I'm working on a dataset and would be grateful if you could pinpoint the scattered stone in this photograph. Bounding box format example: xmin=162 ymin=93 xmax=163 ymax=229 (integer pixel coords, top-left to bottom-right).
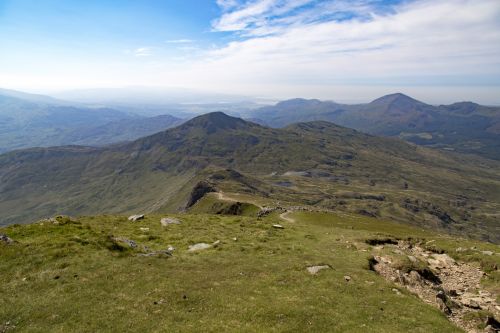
xmin=0 ymin=233 xmax=14 ymax=245
xmin=213 ymin=240 xmax=221 ymax=247
xmin=160 ymin=217 xmax=181 ymax=227
xmin=307 ymin=265 xmax=330 ymax=275
xmin=461 ymin=295 xmax=481 ymax=309
xmin=128 ymin=214 xmax=144 ymax=222
xmin=232 ymin=237 xmax=237 ymax=241
xmin=485 ymin=316 xmax=500 ymax=332
xmin=427 ymin=253 xmax=455 ymax=269
xmin=138 ymin=249 xmax=173 ymax=257
xmin=392 ymin=288 xmax=402 ymax=296
xmin=167 ymin=245 xmax=175 ymax=252
xmin=407 ymin=255 xmax=417 ymax=263
xmin=272 ymin=224 xmax=284 ymax=229
xmin=370 ymin=240 xmax=500 ymax=333
xmin=44 ymin=215 xmax=76 ymax=225
xmin=140 ymin=227 xmax=150 ymax=232
xmin=436 ymin=291 xmax=451 ymax=315
xmin=344 ymin=275 xmax=351 ymax=282
xmin=481 ymin=251 xmax=494 ymax=256
xmin=109 ymin=236 xmax=137 ymax=249
xmin=188 ymin=243 xmax=212 ymax=252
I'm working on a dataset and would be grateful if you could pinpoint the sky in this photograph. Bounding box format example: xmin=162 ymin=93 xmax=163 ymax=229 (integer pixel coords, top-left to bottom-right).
xmin=0 ymin=0 xmax=500 ymax=103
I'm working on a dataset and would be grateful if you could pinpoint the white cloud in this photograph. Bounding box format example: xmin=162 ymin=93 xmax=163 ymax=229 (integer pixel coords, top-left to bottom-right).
xmin=216 ymin=0 xmax=239 ymax=10
xmin=212 ymin=0 xmax=317 ymax=32
xmin=133 ymin=47 xmax=152 ymax=57
xmin=181 ymin=0 xmax=500 ymax=101
xmin=4 ymin=0 xmax=500 ymax=104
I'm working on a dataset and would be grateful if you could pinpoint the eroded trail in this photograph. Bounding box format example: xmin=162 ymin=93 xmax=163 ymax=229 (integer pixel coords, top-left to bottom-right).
xmin=215 ymin=192 xmax=296 ymax=223
xmin=370 ymin=240 xmax=499 ymax=333
xmin=215 ymin=192 xmax=264 ymax=209
xmin=279 ymin=211 xmax=296 ymax=223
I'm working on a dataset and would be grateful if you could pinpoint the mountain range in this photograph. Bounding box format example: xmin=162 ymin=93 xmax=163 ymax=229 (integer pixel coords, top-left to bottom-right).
xmin=0 ymin=89 xmax=183 ymax=153
xmin=250 ymin=93 xmax=500 ymax=160
xmin=1 ymin=112 xmax=499 ymax=242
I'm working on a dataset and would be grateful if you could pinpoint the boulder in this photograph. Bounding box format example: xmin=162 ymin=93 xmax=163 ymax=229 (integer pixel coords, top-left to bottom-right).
xmin=188 ymin=243 xmax=212 ymax=252
xmin=128 ymin=214 xmax=144 ymax=222
xmin=272 ymin=224 xmax=284 ymax=229
xmin=160 ymin=217 xmax=181 ymax=227
xmin=0 ymin=233 xmax=14 ymax=244
xmin=109 ymin=236 xmax=137 ymax=249
xmin=307 ymin=265 xmax=330 ymax=275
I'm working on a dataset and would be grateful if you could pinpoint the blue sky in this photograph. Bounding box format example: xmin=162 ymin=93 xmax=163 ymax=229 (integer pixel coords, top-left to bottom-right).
xmin=1 ymin=0 xmax=499 ymax=103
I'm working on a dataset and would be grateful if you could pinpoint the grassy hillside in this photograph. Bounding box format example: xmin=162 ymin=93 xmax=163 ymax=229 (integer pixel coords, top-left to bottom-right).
xmin=2 ymin=209 xmax=498 ymax=332
xmin=1 ymin=112 xmax=499 ymax=243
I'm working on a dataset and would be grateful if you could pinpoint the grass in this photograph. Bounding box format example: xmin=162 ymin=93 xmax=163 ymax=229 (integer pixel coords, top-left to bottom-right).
xmin=3 ymin=209 xmax=496 ymax=332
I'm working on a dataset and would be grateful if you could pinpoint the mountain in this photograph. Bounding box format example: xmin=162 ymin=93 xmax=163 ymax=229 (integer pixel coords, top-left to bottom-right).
xmin=250 ymin=93 xmax=500 ymax=160
xmin=1 ymin=112 xmax=499 ymax=242
xmin=0 ymin=89 xmax=183 ymax=152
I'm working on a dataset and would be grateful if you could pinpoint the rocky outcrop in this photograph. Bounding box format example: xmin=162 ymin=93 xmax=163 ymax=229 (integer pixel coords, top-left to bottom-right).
xmin=369 ymin=240 xmax=499 ymax=333
xmin=186 ymin=181 xmax=217 ymax=208
xmin=128 ymin=214 xmax=144 ymax=222
xmin=188 ymin=240 xmax=220 ymax=252
xmin=307 ymin=265 xmax=330 ymax=275
xmin=402 ymin=198 xmax=455 ymax=224
xmin=0 ymin=233 xmax=14 ymax=245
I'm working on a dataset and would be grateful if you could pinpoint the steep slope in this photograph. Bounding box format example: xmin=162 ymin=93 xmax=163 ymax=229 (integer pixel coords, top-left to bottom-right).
xmin=251 ymin=94 xmax=500 ymax=159
xmin=0 ymin=112 xmax=499 ymax=241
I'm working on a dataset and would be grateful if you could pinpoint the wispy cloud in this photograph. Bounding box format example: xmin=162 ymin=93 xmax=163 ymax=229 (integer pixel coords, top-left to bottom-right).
xmin=132 ymin=47 xmax=152 ymax=57
xmin=211 ymin=0 xmax=384 ymax=34
xmin=178 ymin=0 xmax=498 ymax=100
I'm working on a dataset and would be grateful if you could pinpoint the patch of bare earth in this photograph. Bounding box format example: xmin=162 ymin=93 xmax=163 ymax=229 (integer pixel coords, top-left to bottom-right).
xmin=369 ymin=240 xmax=499 ymax=333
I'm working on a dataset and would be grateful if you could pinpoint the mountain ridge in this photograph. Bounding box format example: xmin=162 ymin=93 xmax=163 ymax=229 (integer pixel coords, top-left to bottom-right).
xmin=251 ymin=94 xmax=500 ymax=159
xmin=1 ymin=112 xmax=499 ymax=243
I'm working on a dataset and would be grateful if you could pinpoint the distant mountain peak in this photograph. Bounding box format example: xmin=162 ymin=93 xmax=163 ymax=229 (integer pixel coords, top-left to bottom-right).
xmin=370 ymin=93 xmax=425 ymax=106
xmin=180 ymin=112 xmax=252 ymax=132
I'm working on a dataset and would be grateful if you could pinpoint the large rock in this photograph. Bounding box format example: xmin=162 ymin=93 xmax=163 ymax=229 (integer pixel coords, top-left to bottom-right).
xmin=128 ymin=214 xmax=144 ymax=222
xmin=160 ymin=217 xmax=181 ymax=227
xmin=0 ymin=233 xmax=14 ymax=244
xmin=306 ymin=265 xmax=330 ymax=275
xmin=188 ymin=240 xmax=220 ymax=252
xmin=188 ymin=243 xmax=212 ymax=252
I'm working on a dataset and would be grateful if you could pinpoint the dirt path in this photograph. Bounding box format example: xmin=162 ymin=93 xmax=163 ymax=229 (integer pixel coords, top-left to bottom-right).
xmin=371 ymin=241 xmax=499 ymax=333
xmin=215 ymin=192 xmax=264 ymax=209
xmin=279 ymin=211 xmax=296 ymax=223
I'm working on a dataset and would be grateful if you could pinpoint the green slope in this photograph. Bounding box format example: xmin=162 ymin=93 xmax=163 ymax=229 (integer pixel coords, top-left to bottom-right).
xmin=0 ymin=112 xmax=499 ymax=242
xmin=3 ymin=210 xmax=498 ymax=332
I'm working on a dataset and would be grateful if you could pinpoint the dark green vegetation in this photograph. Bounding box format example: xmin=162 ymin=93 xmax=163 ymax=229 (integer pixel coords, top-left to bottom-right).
xmin=0 ymin=89 xmax=182 ymax=153
xmin=251 ymin=93 xmax=500 ymax=160
xmin=1 ymin=112 xmax=499 ymax=243
xmin=2 ymin=210 xmax=498 ymax=332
